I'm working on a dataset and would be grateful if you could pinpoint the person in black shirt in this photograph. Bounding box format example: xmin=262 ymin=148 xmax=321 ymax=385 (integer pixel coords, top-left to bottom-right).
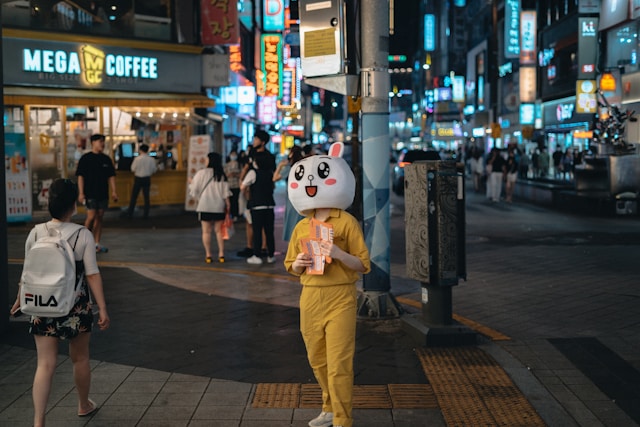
xmin=240 ymin=151 xmax=276 ymax=265
xmin=75 ymin=134 xmax=118 ymax=253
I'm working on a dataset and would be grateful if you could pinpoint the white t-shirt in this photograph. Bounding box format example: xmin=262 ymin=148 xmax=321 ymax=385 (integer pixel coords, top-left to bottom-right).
xmin=189 ymin=168 xmax=231 ymax=213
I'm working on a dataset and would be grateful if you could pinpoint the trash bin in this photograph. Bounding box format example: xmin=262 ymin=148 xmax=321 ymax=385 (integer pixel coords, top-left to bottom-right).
xmin=615 ymin=192 xmax=638 ymax=215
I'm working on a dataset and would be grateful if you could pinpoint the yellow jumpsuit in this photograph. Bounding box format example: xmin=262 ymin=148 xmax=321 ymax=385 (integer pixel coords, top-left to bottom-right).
xmin=284 ymin=209 xmax=370 ymax=427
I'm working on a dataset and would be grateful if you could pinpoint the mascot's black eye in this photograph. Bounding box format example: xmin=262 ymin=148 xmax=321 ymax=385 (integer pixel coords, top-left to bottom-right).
xmin=318 ymin=162 xmax=330 ymax=178
xmin=294 ymin=164 xmax=305 ymax=180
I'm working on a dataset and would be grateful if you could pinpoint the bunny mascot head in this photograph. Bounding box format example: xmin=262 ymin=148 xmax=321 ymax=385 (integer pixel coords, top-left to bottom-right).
xmin=287 ymin=142 xmax=355 ymax=216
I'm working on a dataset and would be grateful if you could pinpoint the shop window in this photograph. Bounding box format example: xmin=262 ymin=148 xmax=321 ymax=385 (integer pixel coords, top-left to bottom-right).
xmin=606 ymin=22 xmax=639 ymax=74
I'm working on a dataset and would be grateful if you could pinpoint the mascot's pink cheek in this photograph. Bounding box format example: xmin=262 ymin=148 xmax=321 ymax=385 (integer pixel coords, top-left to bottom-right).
xmin=325 ymin=179 xmax=337 ymax=185
xmin=290 ymin=182 xmax=299 ymax=189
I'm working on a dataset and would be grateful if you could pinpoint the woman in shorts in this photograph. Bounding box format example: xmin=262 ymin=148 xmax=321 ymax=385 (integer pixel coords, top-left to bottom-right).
xmin=189 ymin=152 xmax=231 ymax=263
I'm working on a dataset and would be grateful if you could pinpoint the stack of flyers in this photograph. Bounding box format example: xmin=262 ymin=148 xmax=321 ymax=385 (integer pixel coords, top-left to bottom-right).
xmin=300 ymin=238 xmax=325 ymax=275
xmin=299 ymin=218 xmax=334 ymax=275
xmin=310 ymin=218 xmax=333 ymax=263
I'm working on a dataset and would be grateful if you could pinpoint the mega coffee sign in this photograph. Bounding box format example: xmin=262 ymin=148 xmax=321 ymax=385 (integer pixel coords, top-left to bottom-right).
xmin=4 ymin=38 xmax=202 ymax=93
xmin=23 ymin=45 xmax=159 ymax=85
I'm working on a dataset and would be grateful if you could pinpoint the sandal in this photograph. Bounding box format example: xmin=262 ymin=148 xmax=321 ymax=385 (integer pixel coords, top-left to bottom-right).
xmin=218 ymin=256 xmax=225 ymax=263
xmin=205 ymin=257 xmax=213 ymax=264
xmin=78 ymin=398 xmax=98 ymax=417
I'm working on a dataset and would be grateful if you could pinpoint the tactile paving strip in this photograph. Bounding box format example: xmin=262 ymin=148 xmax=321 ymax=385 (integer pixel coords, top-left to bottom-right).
xmin=417 ymin=347 xmax=547 ymax=426
xmin=253 ymin=383 xmax=437 ymax=409
xmin=252 ymin=382 xmax=300 ymax=408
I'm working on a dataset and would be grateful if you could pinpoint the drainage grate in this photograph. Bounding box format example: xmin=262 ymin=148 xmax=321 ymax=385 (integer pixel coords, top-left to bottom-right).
xmin=417 ymin=347 xmax=546 ymax=426
xmin=253 ymin=383 xmax=437 ymax=409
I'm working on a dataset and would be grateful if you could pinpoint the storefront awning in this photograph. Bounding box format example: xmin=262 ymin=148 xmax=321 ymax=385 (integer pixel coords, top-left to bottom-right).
xmin=4 ymin=86 xmax=215 ymax=108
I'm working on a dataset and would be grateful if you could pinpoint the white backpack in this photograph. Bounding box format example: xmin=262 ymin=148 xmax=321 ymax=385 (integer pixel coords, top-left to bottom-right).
xmin=19 ymin=223 xmax=84 ymax=318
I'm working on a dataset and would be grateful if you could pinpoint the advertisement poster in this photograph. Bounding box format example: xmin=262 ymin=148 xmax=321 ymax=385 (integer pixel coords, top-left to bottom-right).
xmin=5 ymin=132 xmax=32 ymax=222
xmin=185 ymin=134 xmax=212 ymax=211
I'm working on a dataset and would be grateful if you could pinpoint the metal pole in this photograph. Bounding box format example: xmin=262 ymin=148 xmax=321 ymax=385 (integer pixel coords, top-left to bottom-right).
xmin=356 ymin=0 xmax=402 ymax=318
xmin=0 ymin=8 xmax=9 ymax=334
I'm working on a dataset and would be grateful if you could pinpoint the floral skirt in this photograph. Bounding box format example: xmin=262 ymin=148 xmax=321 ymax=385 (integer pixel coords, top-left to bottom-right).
xmin=29 ymin=280 xmax=93 ymax=340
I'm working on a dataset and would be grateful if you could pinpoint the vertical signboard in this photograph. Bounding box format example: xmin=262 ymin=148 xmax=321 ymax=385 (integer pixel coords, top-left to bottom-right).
xmin=520 ymin=66 xmax=537 ymax=103
xmin=277 ymin=67 xmax=296 ymax=108
xmin=201 ymin=0 xmax=240 ymax=45
xmin=424 ymin=14 xmax=436 ymax=52
xmin=185 ymin=135 xmax=213 ymax=211
xmin=258 ymin=96 xmax=279 ymax=124
xmin=263 ymin=0 xmax=285 ymax=31
xmin=578 ymin=17 xmax=598 ymax=79
xmin=576 ymin=80 xmax=597 ymax=113
xmin=520 ymin=11 xmax=536 ymax=65
xmin=476 ymin=52 xmax=485 ymax=108
xmin=452 ymin=75 xmax=465 ymax=102
xmin=229 ymin=45 xmax=245 ymax=73
xmin=504 ymin=0 xmax=520 ymax=58
xmin=261 ymin=34 xmax=283 ymax=97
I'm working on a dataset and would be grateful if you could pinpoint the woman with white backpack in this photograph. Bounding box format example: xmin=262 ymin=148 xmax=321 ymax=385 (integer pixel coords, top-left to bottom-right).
xmin=10 ymin=178 xmax=110 ymax=426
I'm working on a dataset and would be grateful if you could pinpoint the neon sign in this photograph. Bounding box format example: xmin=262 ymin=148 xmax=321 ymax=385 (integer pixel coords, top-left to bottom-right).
xmin=261 ymin=34 xmax=283 ymax=97
xmin=22 ymin=46 xmax=158 ymax=86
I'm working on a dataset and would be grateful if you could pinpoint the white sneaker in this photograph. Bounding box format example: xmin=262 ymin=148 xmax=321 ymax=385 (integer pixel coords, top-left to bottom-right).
xmin=308 ymin=411 xmax=333 ymax=427
xmin=266 ymin=256 xmax=276 ymax=263
xmin=247 ymin=255 xmax=263 ymax=265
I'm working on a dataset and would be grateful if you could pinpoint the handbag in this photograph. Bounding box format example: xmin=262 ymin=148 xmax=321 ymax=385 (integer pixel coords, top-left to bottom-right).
xmin=222 ymin=213 xmax=235 ymax=240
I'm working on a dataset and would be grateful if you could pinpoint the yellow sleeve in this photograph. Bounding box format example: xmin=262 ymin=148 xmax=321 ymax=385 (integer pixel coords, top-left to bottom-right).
xmin=283 ymin=217 xmax=310 ymax=276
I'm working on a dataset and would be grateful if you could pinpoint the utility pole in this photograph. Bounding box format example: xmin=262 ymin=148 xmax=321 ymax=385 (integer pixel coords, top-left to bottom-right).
xmin=356 ymin=0 xmax=402 ymax=318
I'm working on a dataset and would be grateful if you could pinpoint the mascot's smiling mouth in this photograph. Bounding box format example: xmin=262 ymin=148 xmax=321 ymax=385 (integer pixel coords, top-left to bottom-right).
xmin=305 ymin=186 xmax=317 ymax=197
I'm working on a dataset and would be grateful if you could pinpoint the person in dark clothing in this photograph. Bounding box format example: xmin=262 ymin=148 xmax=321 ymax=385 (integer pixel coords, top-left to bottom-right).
xmin=505 ymin=149 xmax=519 ymax=203
xmin=485 ymin=148 xmax=506 ymax=202
xmin=237 ymin=131 xmax=275 ymax=257
xmin=240 ymin=151 xmax=276 ymax=265
xmin=552 ymin=147 xmax=564 ymax=179
xmin=75 ymin=134 xmax=118 ymax=253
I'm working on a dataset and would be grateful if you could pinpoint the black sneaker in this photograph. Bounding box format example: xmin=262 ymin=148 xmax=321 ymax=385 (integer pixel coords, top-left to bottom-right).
xmin=236 ymin=247 xmax=253 ymax=257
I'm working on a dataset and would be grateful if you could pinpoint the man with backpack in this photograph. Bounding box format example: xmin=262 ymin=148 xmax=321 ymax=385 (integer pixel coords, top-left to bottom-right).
xmin=11 ymin=178 xmax=110 ymax=426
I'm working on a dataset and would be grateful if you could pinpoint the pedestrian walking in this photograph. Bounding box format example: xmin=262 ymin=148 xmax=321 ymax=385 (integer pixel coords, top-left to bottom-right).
xmin=485 ymin=148 xmax=506 ymax=202
xmin=10 ymin=178 xmax=110 ymax=427
xmin=505 ymin=149 xmax=519 ymax=203
xmin=127 ymin=143 xmax=157 ymax=219
xmin=237 ymin=131 xmax=275 ymax=258
xmin=284 ymin=142 xmax=370 ymax=427
xmin=189 ymin=152 xmax=231 ymax=263
xmin=468 ymin=147 xmax=484 ymax=192
xmin=75 ymin=134 xmax=118 ymax=253
xmin=241 ymin=151 xmax=276 ymax=264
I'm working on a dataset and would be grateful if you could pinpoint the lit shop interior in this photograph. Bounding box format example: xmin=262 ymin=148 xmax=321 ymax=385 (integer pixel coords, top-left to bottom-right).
xmin=4 ymin=100 xmax=209 ymax=215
